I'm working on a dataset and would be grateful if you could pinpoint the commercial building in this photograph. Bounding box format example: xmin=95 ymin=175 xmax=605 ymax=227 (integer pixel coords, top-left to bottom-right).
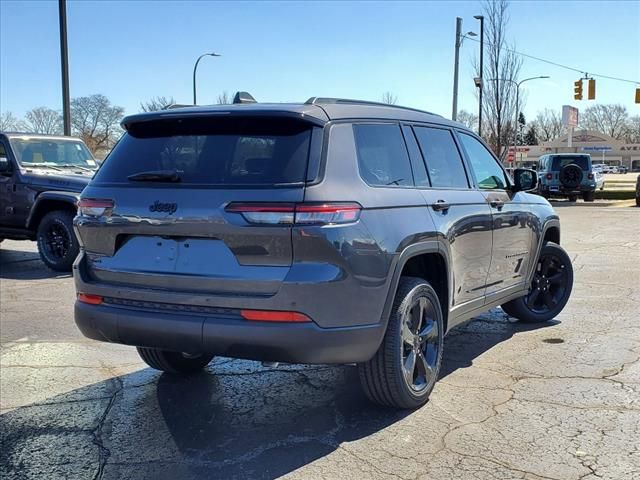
xmin=512 ymin=130 xmax=640 ymax=171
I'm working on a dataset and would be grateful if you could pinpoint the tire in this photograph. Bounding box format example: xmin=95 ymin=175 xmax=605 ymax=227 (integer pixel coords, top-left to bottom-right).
xmin=36 ymin=210 xmax=80 ymax=272
xmin=559 ymin=164 xmax=583 ymax=189
xmin=583 ymin=191 xmax=595 ymax=202
xmin=137 ymin=347 xmax=214 ymax=374
xmin=501 ymin=242 xmax=573 ymax=323
xmin=567 ymin=195 xmax=578 ymax=202
xmin=358 ymin=277 xmax=444 ymax=409
xmin=600 ymin=182 xmax=605 ymax=191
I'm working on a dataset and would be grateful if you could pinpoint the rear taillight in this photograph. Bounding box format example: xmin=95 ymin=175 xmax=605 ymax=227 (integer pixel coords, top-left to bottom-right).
xmin=587 ymin=173 xmax=594 ymax=179
xmin=78 ymin=293 xmax=103 ymax=305
xmin=546 ymin=173 xmax=553 ymax=180
xmin=77 ymin=198 xmax=114 ymax=217
xmin=240 ymin=309 xmax=310 ymax=323
xmin=226 ymin=202 xmax=361 ymax=226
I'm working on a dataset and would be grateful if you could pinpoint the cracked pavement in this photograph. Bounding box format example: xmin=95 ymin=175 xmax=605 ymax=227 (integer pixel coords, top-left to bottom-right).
xmin=1 ymin=205 xmax=639 ymax=480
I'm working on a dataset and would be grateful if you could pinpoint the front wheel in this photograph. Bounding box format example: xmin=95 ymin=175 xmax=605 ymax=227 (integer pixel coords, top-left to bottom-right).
xmin=359 ymin=277 xmax=444 ymax=409
xmin=137 ymin=347 xmax=214 ymax=374
xmin=501 ymin=242 xmax=573 ymax=323
xmin=583 ymin=191 xmax=595 ymax=202
xmin=36 ymin=210 xmax=80 ymax=272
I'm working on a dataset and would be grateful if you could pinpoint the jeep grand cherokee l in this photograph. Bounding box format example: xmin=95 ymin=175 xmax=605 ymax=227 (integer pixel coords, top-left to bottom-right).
xmin=73 ymin=97 xmax=574 ymax=409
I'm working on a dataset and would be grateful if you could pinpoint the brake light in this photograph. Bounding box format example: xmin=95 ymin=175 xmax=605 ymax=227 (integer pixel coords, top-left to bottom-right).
xmin=546 ymin=173 xmax=553 ymax=180
xmin=240 ymin=309 xmax=310 ymax=322
xmin=77 ymin=198 xmax=114 ymax=217
xmin=226 ymin=202 xmax=361 ymax=226
xmin=78 ymin=293 xmax=103 ymax=305
xmin=587 ymin=173 xmax=594 ymax=179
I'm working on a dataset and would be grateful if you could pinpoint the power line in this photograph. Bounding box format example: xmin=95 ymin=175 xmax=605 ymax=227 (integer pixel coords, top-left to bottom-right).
xmin=465 ymin=36 xmax=640 ymax=85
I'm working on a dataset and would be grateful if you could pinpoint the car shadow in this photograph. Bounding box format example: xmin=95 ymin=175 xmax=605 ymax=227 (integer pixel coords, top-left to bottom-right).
xmin=1 ymin=312 xmax=557 ymax=479
xmin=0 ymin=247 xmax=70 ymax=280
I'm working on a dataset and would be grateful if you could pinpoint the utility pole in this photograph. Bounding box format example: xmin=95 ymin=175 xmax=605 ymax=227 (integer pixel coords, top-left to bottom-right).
xmin=58 ymin=0 xmax=71 ymax=135
xmin=474 ymin=15 xmax=484 ymax=137
xmin=452 ymin=17 xmax=462 ymax=121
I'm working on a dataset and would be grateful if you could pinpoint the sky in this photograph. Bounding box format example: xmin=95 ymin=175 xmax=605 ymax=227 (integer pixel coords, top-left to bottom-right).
xmin=1 ymin=0 xmax=639 ymax=123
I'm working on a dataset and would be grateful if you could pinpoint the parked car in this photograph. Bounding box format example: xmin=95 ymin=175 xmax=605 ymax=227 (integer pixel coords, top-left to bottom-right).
xmin=73 ymin=96 xmax=574 ymax=409
xmin=594 ymin=169 xmax=605 ymax=191
xmin=636 ymin=174 xmax=640 ymax=207
xmin=0 ymin=133 xmax=98 ymax=270
xmin=536 ymin=153 xmax=597 ymax=201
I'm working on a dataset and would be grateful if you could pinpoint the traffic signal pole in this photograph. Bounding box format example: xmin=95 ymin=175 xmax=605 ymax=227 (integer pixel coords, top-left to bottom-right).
xmin=451 ymin=17 xmax=462 ymax=121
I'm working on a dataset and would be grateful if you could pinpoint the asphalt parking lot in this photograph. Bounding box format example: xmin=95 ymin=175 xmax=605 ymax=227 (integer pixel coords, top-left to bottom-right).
xmin=1 ymin=204 xmax=639 ymax=480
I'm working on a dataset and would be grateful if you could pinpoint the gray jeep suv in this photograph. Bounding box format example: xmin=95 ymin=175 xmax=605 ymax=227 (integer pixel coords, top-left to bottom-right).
xmin=73 ymin=97 xmax=574 ymax=409
xmin=537 ymin=153 xmax=597 ymax=202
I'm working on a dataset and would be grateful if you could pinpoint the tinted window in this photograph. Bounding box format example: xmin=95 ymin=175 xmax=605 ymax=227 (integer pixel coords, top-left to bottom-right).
xmin=413 ymin=127 xmax=469 ymax=188
xmin=458 ymin=133 xmax=508 ymax=189
xmin=93 ymin=117 xmax=311 ymax=186
xmin=551 ymin=156 xmax=589 ymax=170
xmin=354 ymin=124 xmax=413 ymax=187
xmin=402 ymin=125 xmax=429 ymax=187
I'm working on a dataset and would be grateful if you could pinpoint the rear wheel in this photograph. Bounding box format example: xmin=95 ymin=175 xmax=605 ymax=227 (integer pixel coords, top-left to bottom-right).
xmin=137 ymin=347 xmax=214 ymax=374
xmin=359 ymin=277 xmax=444 ymax=409
xmin=567 ymin=194 xmax=578 ymax=202
xmin=36 ymin=210 xmax=79 ymax=271
xmin=501 ymin=242 xmax=573 ymax=323
xmin=583 ymin=191 xmax=595 ymax=202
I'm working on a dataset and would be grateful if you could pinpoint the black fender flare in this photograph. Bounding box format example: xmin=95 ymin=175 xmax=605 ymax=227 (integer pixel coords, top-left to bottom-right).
xmin=26 ymin=191 xmax=80 ymax=230
xmin=526 ymin=218 xmax=561 ymax=284
xmin=379 ymin=239 xmax=450 ymax=329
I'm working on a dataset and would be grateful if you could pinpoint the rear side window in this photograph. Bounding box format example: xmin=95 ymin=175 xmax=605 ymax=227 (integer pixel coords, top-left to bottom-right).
xmin=353 ymin=124 xmax=413 ymax=187
xmin=413 ymin=127 xmax=469 ymax=189
xmin=93 ymin=117 xmax=312 ymax=186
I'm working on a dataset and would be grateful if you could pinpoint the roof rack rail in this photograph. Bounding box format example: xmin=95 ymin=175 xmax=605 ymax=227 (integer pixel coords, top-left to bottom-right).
xmin=304 ymin=97 xmax=440 ymax=117
xmin=163 ymin=104 xmax=192 ymax=110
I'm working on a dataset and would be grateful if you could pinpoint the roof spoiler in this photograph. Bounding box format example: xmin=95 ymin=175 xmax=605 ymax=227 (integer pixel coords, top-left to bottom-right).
xmin=233 ymin=91 xmax=257 ymax=104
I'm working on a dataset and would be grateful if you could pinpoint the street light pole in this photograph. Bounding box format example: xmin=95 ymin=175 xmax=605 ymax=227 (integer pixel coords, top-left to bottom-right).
xmin=192 ymin=52 xmax=221 ymax=105
xmin=58 ymin=0 xmax=71 ymax=136
xmin=474 ymin=15 xmax=484 ymax=137
xmin=514 ymin=76 xmax=550 ymax=147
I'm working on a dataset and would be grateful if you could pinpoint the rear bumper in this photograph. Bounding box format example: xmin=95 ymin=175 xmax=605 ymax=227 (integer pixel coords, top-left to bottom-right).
xmin=540 ymin=184 xmax=596 ymax=195
xmin=74 ymin=300 xmax=386 ymax=364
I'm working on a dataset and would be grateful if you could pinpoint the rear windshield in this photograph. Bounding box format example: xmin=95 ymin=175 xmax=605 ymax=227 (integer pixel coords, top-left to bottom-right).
xmin=551 ymin=156 xmax=590 ymax=171
xmin=93 ymin=117 xmax=312 ymax=186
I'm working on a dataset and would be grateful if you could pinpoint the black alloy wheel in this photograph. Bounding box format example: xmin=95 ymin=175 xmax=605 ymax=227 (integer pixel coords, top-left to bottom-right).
xmin=401 ymin=296 xmax=440 ymax=393
xmin=501 ymin=242 xmax=573 ymax=323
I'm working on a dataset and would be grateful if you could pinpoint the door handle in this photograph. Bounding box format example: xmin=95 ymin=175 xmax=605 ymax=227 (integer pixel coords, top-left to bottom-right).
xmin=490 ymin=200 xmax=504 ymax=210
xmin=432 ymin=199 xmax=450 ymax=212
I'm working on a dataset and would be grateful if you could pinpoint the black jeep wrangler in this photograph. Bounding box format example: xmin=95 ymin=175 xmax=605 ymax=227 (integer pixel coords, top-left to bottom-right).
xmin=0 ymin=133 xmax=98 ymax=271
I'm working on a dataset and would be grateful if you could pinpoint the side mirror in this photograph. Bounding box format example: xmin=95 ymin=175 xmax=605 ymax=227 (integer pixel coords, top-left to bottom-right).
xmin=513 ymin=168 xmax=537 ymax=192
xmin=0 ymin=156 xmax=11 ymax=174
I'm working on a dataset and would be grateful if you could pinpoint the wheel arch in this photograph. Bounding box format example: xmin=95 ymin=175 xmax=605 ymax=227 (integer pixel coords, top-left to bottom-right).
xmin=381 ymin=240 xmax=451 ymax=333
xmin=26 ymin=191 xmax=80 ymax=231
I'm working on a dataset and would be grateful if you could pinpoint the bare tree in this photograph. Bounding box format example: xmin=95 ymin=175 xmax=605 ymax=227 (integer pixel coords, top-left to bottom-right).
xmin=457 ymin=110 xmax=479 ymax=131
xmin=24 ymin=107 xmax=63 ymax=135
xmin=623 ymin=115 xmax=640 ymax=144
xmin=216 ymin=91 xmax=232 ymax=104
xmin=71 ymin=94 xmax=124 ymax=154
xmin=580 ymin=104 xmax=629 ymax=139
xmin=140 ymin=96 xmax=176 ymax=112
xmin=0 ymin=111 xmax=26 ymax=131
xmin=477 ymin=0 xmax=522 ymax=156
xmin=532 ymin=108 xmax=564 ymax=142
xmin=381 ymin=91 xmax=398 ymax=105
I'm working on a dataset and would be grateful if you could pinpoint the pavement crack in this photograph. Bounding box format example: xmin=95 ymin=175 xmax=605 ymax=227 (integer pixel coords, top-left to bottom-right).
xmin=91 ymin=376 xmax=123 ymax=480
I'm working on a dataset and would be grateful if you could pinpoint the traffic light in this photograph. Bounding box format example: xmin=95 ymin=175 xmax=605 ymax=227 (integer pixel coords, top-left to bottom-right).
xmin=588 ymin=79 xmax=596 ymax=100
xmin=636 ymin=88 xmax=640 ymax=104
xmin=574 ymin=79 xmax=583 ymax=100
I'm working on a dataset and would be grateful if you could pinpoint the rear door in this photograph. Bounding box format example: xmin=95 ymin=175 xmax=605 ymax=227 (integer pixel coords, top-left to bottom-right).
xmin=76 ymin=115 xmax=319 ymax=296
xmin=456 ymin=131 xmax=536 ymax=296
xmin=407 ymin=125 xmax=493 ymax=313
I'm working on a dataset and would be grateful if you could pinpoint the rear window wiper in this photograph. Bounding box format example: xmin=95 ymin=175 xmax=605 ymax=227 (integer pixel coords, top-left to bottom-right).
xmin=127 ymin=170 xmax=182 ymax=182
